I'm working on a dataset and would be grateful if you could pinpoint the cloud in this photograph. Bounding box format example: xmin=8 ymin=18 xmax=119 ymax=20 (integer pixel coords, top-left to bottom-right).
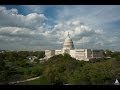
xmin=0 ymin=6 xmax=47 ymax=29
xmin=56 ymin=5 xmax=120 ymax=28
xmin=0 ymin=5 xmax=120 ymax=51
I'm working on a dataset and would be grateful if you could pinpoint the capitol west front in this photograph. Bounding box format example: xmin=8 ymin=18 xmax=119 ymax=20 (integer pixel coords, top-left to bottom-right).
xmin=45 ymin=33 xmax=104 ymax=61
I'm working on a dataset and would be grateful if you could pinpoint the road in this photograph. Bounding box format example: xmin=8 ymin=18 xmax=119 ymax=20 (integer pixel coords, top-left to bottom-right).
xmin=8 ymin=76 xmax=40 ymax=85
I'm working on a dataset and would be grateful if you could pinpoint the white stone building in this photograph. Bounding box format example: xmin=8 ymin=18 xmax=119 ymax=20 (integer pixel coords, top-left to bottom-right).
xmin=45 ymin=32 xmax=104 ymax=61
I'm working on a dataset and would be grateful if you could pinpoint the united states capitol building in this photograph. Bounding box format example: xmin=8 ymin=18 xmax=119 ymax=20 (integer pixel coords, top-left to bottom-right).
xmin=45 ymin=33 xmax=104 ymax=61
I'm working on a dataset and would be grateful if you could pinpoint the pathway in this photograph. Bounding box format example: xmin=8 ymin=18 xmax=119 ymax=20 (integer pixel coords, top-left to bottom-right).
xmin=8 ymin=76 xmax=40 ymax=85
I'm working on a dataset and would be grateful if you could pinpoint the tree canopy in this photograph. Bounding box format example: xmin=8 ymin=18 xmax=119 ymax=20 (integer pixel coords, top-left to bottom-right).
xmin=0 ymin=51 xmax=120 ymax=85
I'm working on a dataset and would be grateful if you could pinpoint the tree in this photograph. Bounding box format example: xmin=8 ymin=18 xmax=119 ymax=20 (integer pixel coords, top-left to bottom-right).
xmin=0 ymin=60 xmax=5 ymax=71
xmin=31 ymin=67 xmax=42 ymax=77
xmin=105 ymin=49 xmax=112 ymax=57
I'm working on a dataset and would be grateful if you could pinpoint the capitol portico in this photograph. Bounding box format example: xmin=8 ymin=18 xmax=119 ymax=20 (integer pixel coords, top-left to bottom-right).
xmin=45 ymin=32 xmax=104 ymax=61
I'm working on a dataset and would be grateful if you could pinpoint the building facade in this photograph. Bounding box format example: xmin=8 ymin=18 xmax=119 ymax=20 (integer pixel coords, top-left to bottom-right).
xmin=45 ymin=32 xmax=104 ymax=61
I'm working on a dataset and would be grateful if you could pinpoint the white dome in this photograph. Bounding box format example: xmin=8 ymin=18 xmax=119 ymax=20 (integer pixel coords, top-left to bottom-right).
xmin=63 ymin=32 xmax=74 ymax=49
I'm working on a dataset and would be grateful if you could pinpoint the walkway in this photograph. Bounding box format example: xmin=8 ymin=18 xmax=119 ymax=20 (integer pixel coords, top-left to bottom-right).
xmin=8 ymin=76 xmax=40 ymax=85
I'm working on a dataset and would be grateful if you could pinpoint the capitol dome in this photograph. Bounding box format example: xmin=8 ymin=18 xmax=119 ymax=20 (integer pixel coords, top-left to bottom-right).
xmin=63 ymin=32 xmax=74 ymax=50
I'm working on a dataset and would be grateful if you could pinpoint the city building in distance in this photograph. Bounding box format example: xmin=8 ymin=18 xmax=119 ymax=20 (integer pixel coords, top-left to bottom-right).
xmin=45 ymin=32 xmax=104 ymax=61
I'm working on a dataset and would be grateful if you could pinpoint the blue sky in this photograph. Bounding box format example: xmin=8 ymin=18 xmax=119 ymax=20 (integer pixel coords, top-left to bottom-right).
xmin=0 ymin=5 xmax=120 ymax=51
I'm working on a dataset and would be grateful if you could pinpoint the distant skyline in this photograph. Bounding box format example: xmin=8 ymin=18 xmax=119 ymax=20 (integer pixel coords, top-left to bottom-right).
xmin=0 ymin=5 xmax=120 ymax=51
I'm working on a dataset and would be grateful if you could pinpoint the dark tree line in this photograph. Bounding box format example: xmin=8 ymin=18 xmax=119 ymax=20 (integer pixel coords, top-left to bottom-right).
xmin=1 ymin=50 xmax=120 ymax=85
xmin=19 ymin=52 xmax=120 ymax=85
xmin=0 ymin=51 xmax=45 ymax=84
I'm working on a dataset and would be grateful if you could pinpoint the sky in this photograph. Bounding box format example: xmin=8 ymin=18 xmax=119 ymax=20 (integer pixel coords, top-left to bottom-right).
xmin=0 ymin=5 xmax=120 ymax=51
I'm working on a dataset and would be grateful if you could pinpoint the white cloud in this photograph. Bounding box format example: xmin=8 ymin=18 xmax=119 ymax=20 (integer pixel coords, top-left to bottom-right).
xmin=0 ymin=6 xmax=47 ymax=29
xmin=46 ymin=19 xmax=105 ymax=48
xmin=0 ymin=5 xmax=120 ymax=51
xmin=56 ymin=5 xmax=120 ymax=28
